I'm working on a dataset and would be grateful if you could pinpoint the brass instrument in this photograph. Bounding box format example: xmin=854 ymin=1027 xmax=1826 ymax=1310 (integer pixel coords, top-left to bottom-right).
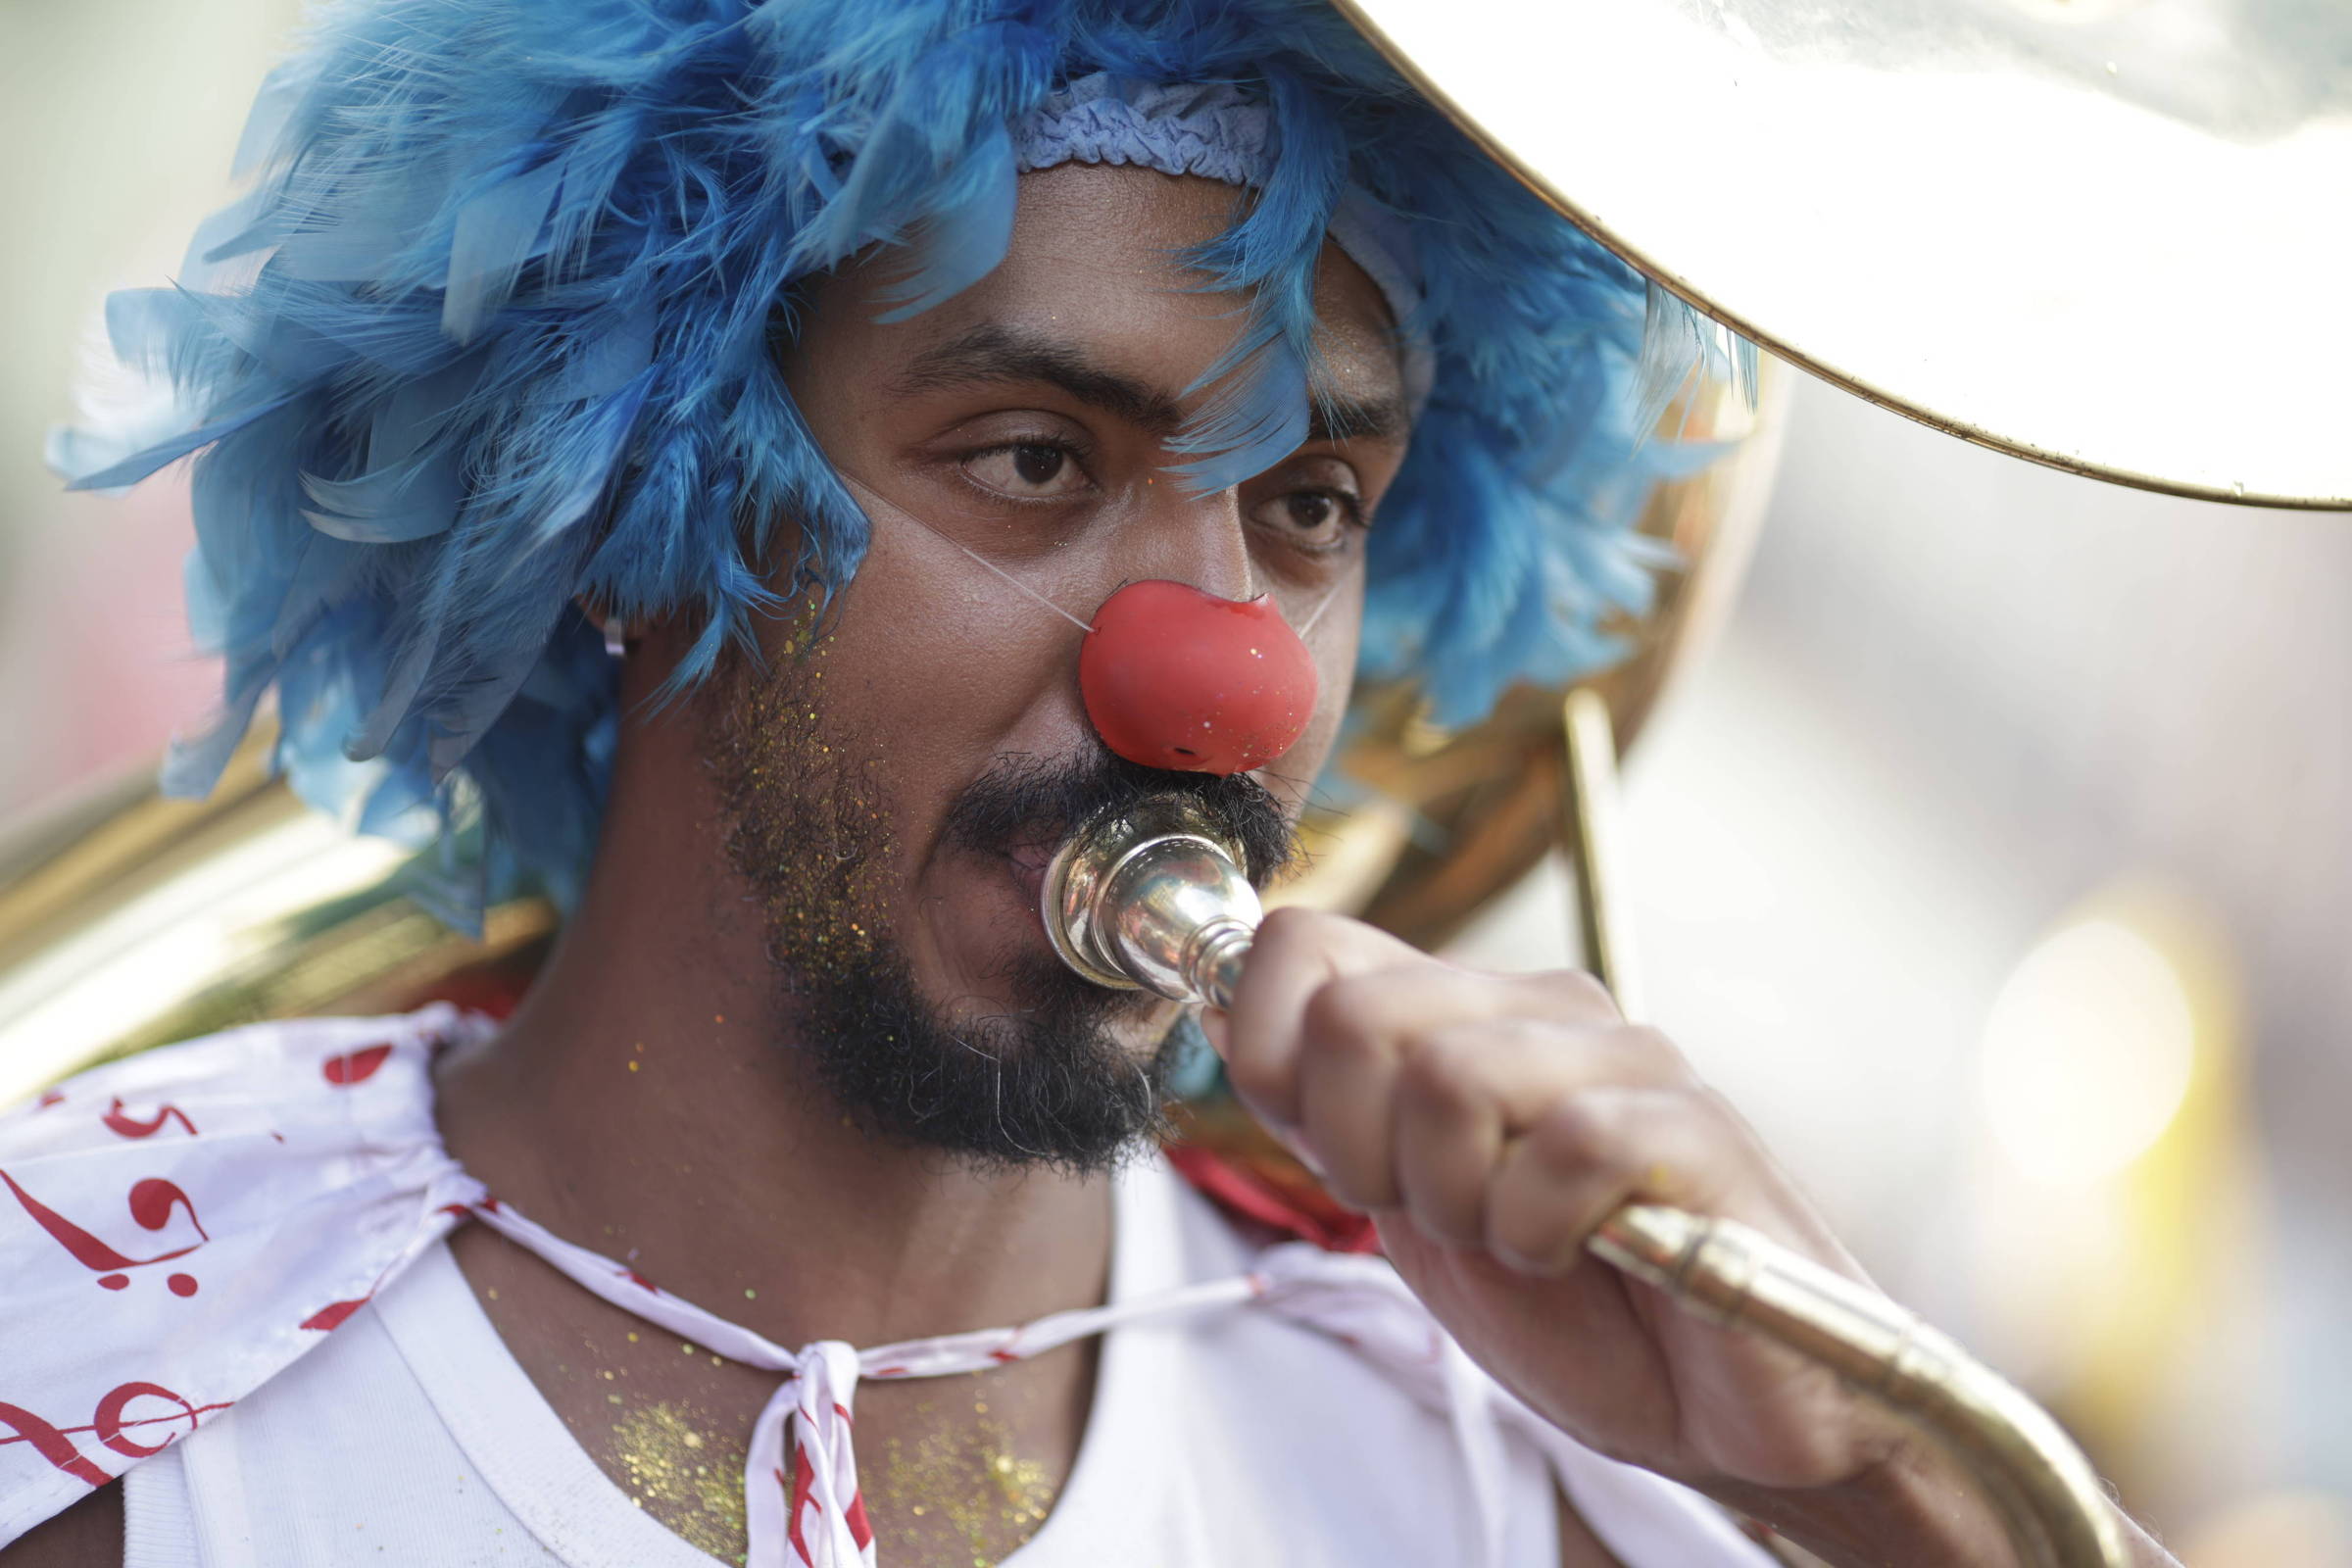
xmin=0 ymin=735 xmax=558 ymax=1109
xmin=1041 ymin=761 xmax=2130 ymax=1568
xmin=1328 ymin=0 xmax=2352 ymax=513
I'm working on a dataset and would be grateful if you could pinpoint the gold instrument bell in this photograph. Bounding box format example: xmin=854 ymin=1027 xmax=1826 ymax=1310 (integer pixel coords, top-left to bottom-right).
xmin=6 ymin=3 xmax=2347 ymax=1564
xmin=1332 ymin=0 xmax=2352 ymax=513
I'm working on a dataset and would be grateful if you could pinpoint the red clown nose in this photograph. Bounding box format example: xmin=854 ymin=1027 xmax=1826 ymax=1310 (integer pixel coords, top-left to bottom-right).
xmin=1078 ymin=580 xmax=1318 ymax=775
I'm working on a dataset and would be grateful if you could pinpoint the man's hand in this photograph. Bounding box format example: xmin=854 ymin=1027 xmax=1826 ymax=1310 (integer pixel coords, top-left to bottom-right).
xmin=1200 ymin=906 xmax=1889 ymax=1490
xmin=1199 ymin=906 xmax=2165 ymax=1567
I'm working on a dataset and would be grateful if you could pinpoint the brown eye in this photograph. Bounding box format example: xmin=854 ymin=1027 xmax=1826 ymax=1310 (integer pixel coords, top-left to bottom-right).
xmin=964 ymin=442 xmax=1088 ymax=499
xmin=1250 ymin=488 xmax=1359 ymax=547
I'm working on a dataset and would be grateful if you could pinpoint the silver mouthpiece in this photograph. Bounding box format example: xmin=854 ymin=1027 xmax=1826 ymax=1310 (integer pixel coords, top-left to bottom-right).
xmin=1039 ymin=798 xmax=1261 ymax=1007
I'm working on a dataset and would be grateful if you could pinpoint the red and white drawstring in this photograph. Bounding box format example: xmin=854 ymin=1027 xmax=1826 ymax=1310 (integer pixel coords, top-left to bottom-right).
xmin=461 ymin=1188 xmax=1368 ymax=1568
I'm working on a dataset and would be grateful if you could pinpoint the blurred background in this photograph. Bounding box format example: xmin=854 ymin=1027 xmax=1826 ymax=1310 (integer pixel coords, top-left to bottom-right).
xmin=2 ymin=1 xmax=2346 ymax=1562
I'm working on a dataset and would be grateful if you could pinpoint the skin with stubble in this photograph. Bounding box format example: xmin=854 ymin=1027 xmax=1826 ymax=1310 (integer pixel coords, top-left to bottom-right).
xmin=700 ymin=653 xmax=1299 ymax=1172
xmin=7 ymin=164 xmax=2176 ymax=1567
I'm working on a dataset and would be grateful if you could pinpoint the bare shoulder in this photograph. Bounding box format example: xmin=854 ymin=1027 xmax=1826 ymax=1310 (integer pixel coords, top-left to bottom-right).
xmin=0 ymin=1483 xmax=121 ymax=1567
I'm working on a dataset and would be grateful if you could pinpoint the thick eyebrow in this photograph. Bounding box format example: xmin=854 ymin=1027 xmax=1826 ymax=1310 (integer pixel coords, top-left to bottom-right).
xmin=1307 ymin=389 xmax=1406 ymax=445
xmin=897 ymin=321 xmax=1409 ymax=450
xmin=895 ymin=323 xmax=1187 ymax=436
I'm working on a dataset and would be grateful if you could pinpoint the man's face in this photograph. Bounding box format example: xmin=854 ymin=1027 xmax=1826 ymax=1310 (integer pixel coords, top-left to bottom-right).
xmin=685 ymin=164 xmax=1411 ymax=1169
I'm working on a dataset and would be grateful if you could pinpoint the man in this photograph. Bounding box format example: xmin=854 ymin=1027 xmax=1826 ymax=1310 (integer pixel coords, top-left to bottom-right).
xmin=3 ymin=1 xmax=2176 ymax=1564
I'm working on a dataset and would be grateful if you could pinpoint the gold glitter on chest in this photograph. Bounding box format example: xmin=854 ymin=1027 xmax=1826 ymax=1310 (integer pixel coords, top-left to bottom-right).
xmin=873 ymin=1409 xmax=1058 ymax=1568
xmin=604 ymin=1391 xmax=1064 ymax=1568
xmin=609 ymin=1401 xmax=750 ymax=1564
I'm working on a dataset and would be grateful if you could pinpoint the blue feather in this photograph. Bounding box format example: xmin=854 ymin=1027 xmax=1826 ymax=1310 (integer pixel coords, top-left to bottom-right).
xmin=873 ymin=127 xmax=1019 ymax=321
xmin=50 ymin=0 xmax=1737 ymax=924
xmin=65 ymin=390 xmax=298 ymax=492
xmin=161 ymin=650 xmax=276 ymax=798
xmin=269 ymin=534 xmax=368 ymax=658
xmin=298 ymin=453 xmax=462 ymax=544
xmin=443 ymin=153 xmax=570 ymax=343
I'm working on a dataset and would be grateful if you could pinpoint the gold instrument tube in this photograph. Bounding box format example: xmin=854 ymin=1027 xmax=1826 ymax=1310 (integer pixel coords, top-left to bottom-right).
xmin=1559 ymin=688 xmax=2126 ymax=1568
xmin=1561 ymin=685 xmax=1644 ymax=1016
xmin=1040 ymin=708 xmax=2130 ymax=1568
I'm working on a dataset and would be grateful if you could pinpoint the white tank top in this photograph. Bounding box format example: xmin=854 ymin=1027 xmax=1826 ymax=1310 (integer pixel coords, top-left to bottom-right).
xmin=117 ymin=1151 xmax=1769 ymax=1568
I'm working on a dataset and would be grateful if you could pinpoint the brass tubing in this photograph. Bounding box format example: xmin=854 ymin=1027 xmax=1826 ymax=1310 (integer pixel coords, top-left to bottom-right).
xmin=1041 ymin=732 xmax=2128 ymax=1567
xmin=1555 ymin=688 xmax=2126 ymax=1567
xmin=1561 ymin=685 xmax=1646 ymax=1016
xmin=1589 ymin=1204 xmax=2126 ymax=1568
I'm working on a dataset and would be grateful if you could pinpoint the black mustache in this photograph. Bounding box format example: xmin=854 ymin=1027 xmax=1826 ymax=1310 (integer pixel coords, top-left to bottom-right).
xmin=940 ymin=745 xmax=1298 ymax=889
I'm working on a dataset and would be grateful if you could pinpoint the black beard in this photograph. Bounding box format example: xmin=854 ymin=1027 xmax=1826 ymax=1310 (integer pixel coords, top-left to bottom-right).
xmin=704 ymin=654 xmax=1297 ymax=1174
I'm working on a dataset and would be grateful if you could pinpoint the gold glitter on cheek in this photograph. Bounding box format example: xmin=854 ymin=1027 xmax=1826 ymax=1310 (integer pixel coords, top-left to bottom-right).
xmin=704 ymin=595 xmax=904 ymax=995
xmin=610 ymin=1402 xmax=749 ymax=1564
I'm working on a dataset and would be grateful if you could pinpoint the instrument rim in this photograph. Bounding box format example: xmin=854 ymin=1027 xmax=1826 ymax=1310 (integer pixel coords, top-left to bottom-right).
xmin=1323 ymin=0 xmax=2352 ymax=514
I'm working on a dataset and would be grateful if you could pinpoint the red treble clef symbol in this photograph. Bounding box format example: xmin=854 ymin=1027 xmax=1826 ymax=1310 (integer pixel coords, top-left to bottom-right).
xmin=0 ymin=1383 xmax=230 ymax=1486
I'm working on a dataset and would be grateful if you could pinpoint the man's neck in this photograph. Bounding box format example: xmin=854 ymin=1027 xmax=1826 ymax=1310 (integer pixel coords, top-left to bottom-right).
xmin=431 ymin=733 xmax=1117 ymax=1353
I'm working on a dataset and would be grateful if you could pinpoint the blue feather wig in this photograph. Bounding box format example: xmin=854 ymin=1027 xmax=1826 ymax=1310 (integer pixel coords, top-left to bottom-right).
xmin=52 ymin=0 xmax=1737 ymax=919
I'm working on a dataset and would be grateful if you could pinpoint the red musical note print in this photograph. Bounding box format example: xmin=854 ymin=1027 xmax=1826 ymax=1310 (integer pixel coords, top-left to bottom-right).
xmin=301 ymin=1298 xmax=369 ymax=1333
xmin=0 ymin=1401 xmax=108 ymax=1486
xmin=0 ymin=1169 xmax=209 ymax=1296
xmin=302 ymin=1206 xmax=468 ymax=1332
xmin=0 ymin=1384 xmax=228 ymax=1486
xmin=93 ymin=1382 xmax=208 ymax=1459
xmin=321 ymin=1044 xmax=393 ymax=1086
xmin=101 ymin=1099 xmax=198 ymax=1140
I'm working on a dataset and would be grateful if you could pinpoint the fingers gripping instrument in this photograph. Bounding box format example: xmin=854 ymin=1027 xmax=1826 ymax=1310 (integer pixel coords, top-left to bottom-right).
xmin=1040 ymin=707 xmax=2128 ymax=1568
